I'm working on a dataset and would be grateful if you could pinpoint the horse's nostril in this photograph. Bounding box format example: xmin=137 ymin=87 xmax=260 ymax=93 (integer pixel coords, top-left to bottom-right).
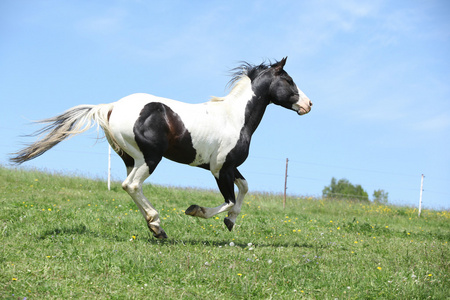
xmin=309 ymin=101 xmax=313 ymax=107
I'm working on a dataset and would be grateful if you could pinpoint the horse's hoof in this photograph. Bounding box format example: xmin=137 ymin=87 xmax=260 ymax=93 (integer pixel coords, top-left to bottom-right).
xmin=185 ymin=204 xmax=199 ymax=216
xmin=185 ymin=204 xmax=205 ymax=217
xmin=149 ymin=224 xmax=168 ymax=239
xmin=224 ymin=218 xmax=234 ymax=231
xmin=153 ymin=229 xmax=168 ymax=239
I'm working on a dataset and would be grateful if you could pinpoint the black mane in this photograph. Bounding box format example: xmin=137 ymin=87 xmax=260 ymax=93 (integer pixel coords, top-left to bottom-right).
xmin=228 ymin=60 xmax=276 ymax=88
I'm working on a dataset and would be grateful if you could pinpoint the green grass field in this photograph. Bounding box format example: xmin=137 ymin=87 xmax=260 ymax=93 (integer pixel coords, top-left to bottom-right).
xmin=1 ymin=166 xmax=449 ymax=299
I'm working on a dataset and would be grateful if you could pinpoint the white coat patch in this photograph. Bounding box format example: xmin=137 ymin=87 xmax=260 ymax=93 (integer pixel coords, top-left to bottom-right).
xmin=108 ymin=76 xmax=255 ymax=177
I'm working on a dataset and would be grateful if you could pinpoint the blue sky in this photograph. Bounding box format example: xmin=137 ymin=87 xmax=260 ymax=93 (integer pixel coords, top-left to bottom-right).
xmin=1 ymin=0 xmax=449 ymax=210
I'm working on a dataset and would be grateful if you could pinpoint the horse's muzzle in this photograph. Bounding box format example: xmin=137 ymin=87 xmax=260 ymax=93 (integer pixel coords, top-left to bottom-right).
xmin=296 ymin=100 xmax=312 ymax=115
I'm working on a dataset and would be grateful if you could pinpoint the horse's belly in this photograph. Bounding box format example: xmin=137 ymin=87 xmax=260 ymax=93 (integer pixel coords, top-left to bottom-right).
xmin=174 ymin=103 xmax=244 ymax=174
xmin=186 ymin=120 xmax=242 ymax=174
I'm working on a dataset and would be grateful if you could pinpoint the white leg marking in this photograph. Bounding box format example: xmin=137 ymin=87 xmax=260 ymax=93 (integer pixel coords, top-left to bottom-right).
xmin=226 ymin=178 xmax=248 ymax=225
xmin=185 ymin=178 xmax=248 ymax=231
xmin=185 ymin=202 xmax=234 ymax=219
xmin=122 ymin=160 xmax=166 ymax=238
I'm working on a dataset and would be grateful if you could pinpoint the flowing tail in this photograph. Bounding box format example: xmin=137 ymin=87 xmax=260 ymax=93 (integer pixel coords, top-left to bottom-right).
xmin=10 ymin=103 xmax=116 ymax=164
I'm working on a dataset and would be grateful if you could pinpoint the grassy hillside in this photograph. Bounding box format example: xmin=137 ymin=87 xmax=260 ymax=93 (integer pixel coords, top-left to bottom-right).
xmin=1 ymin=167 xmax=449 ymax=299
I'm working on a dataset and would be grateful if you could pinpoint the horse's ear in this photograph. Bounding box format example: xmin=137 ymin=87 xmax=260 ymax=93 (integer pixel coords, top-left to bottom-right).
xmin=273 ymin=57 xmax=288 ymax=74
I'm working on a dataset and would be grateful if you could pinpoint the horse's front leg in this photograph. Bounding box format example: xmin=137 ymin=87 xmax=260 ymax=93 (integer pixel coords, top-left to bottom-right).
xmin=224 ymin=169 xmax=248 ymax=231
xmin=185 ymin=202 xmax=234 ymax=219
xmin=185 ymin=168 xmax=236 ymax=223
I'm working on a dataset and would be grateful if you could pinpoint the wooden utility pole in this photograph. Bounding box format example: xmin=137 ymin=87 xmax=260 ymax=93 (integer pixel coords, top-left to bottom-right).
xmin=283 ymin=158 xmax=289 ymax=209
xmin=418 ymin=174 xmax=424 ymax=217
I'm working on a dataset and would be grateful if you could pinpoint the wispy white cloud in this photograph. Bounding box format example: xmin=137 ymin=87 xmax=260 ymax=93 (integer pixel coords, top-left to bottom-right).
xmin=410 ymin=113 xmax=450 ymax=132
xmin=284 ymin=1 xmax=382 ymax=55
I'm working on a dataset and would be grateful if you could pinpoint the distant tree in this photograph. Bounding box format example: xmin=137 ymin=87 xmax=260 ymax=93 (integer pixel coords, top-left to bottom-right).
xmin=373 ymin=189 xmax=389 ymax=204
xmin=322 ymin=177 xmax=369 ymax=201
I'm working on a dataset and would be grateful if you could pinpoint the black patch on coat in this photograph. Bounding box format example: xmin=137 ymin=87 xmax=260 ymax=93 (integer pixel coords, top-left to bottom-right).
xmin=133 ymin=102 xmax=197 ymax=172
xmin=118 ymin=150 xmax=135 ymax=169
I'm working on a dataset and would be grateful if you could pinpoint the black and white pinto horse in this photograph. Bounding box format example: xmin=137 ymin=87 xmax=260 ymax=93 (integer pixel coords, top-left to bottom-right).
xmin=11 ymin=57 xmax=312 ymax=239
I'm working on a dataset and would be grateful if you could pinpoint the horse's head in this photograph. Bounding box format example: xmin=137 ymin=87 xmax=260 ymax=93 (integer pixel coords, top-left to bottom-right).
xmin=267 ymin=57 xmax=312 ymax=115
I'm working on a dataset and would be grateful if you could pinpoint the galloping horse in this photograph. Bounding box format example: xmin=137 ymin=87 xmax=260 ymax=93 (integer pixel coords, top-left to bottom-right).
xmin=11 ymin=57 xmax=312 ymax=238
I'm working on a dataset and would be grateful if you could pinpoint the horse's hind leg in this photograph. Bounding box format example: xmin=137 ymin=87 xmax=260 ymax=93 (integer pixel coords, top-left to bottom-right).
xmin=122 ymin=158 xmax=167 ymax=239
xmin=118 ymin=149 xmax=134 ymax=176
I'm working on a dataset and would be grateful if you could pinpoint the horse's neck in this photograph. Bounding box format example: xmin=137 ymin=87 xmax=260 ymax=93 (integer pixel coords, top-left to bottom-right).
xmin=224 ymin=78 xmax=270 ymax=136
xmin=242 ymin=95 xmax=269 ymax=135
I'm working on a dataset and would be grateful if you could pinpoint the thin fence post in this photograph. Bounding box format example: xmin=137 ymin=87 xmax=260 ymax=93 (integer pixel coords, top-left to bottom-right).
xmin=108 ymin=145 xmax=111 ymax=191
xmin=283 ymin=158 xmax=289 ymax=209
xmin=418 ymin=174 xmax=424 ymax=217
